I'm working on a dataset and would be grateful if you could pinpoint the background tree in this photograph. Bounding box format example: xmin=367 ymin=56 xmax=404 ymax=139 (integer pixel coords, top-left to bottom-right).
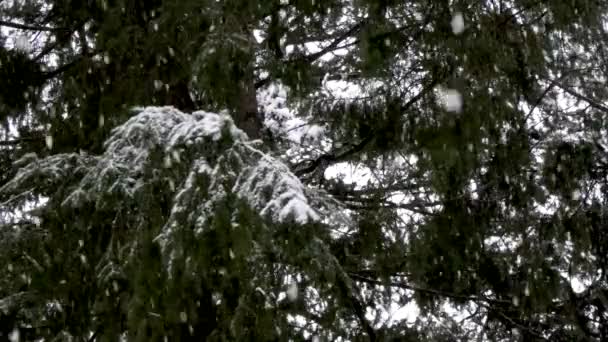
xmin=2 ymin=0 xmax=608 ymax=340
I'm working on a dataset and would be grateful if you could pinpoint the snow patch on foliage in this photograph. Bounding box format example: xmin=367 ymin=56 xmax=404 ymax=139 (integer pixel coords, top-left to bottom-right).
xmin=234 ymin=151 xmax=320 ymax=224
xmin=0 ymin=153 xmax=99 ymax=200
xmin=3 ymin=107 xmax=332 ymax=279
xmin=258 ymin=83 xmax=325 ymax=145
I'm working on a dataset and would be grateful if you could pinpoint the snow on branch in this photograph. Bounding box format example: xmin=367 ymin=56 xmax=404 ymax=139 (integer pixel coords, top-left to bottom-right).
xmin=232 ymin=143 xmax=320 ymax=225
xmin=2 ymin=106 xmax=329 ymax=251
xmin=0 ymin=152 xmax=98 ymax=201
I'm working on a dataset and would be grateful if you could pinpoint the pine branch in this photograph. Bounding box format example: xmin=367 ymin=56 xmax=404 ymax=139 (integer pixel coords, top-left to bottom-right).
xmin=303 ymin=21 xmax=365 ymax=63
xmin=343 ymin=200 xmax=439 ymax=216
xmin=334 ymin=257 xmax=377 ymax=341
xmin=42 ymin=58 xmax=82 ymax=79
xmin=0 ymin=139 xmax=22 ymax=146
xmin=293 ymin=134 xmax=373 ymax=177
xmin=0 ymin=137 xmax=40 ymax=146
xmin=255 ymin=21 xmax=365 ymax=89
xmin=547 ymin=77 xmax=608 ymax=114
xmin=348 ymin=273 xmax=512 ymax=306
xmin=0 ymin=188 xmax=33 ymax=207
xmin=293 ymin=72 xmax=443 ymax=178
xmin=0 ymin=20 xmax=67 ymax=32
xmin=42 ymin=49 xmax=101 ymax=79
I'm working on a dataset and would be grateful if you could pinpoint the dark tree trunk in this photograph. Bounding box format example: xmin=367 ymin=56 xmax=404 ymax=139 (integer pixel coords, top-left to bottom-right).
xmin=234 ymin=73 xmax=263 ymax=140
xmin=167 ymin=79 xmax=196 ymax=113
xmin=231 ymin=24 xmax=264 ymax=141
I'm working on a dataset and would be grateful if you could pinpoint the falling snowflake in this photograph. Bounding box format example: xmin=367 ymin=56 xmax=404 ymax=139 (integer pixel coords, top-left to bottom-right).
xmin=451 ymin=12 xmax=465 ymax=35
xmin=45 ymin=135 xmax=53 ymax=149
xmin=163 ymin=155 xmax=172 ymax=168
xmin=444 ymin=89 xmax=463 ymax=112
xmin=14 ymin=35 xmax=30 ymax=53
xmin=286 ymin=282 xmax=298 ymax=301
xmin=8 ymin=328 xmax=19 ymax=342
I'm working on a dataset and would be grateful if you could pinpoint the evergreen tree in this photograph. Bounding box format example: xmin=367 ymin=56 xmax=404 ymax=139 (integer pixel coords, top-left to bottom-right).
xmin=2 ymin=0 xmax=608 ymax=340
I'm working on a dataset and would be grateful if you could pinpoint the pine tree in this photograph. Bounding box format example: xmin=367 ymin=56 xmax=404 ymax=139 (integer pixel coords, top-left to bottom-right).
xmin=3 ymin=0 xmax=608 ymax=341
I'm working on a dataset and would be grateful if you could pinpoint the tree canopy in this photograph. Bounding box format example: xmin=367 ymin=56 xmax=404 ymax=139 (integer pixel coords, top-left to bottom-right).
xmin=2 ymin=0 xmax=608 ymax=341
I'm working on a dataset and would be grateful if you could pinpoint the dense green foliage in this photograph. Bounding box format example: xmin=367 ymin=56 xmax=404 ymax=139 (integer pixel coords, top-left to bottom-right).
xmin=2 ymin=0 xmax=608 ymax=341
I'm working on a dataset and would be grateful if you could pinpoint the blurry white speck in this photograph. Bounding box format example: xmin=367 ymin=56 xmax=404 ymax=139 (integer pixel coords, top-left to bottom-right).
xmin=572 ymin=189 xmax=581 ymax=200
xmin=312 ymin=336 xmax=320 ymax=342
xmin=163 ymin=155 xmax=172 ymax=168
xmin=524 ymin=283 xmax=530 ymax=296
xmin=103 ymin=53 xmax=110 ymax=64
xmin=444 ymin=89 xmax=463 ymax=112
xmin=171 ymin=149 xmax=181 ymax=163
xmin=168 ymin=179 xmax=175 ymax=191
xmin=286 ymin=282 xmax=298 ymax=301
xmin=180 ymin=311 xmax=188 ymax=322
xmin=14 ymin=35 xmax=30 ymax=53
xmin=451 ymin=12 xmax=465 ymax=35
xmin=229 ymin=249 xmax=235 ymax=259
xmin=153 ymin=22 xmax=159 ymax=31
xmin=212 ymin=292 xmax=222 ymax=305
xmin=571 ymin=277 xmax=588 ymax=294
xmin=154 ymin=80 xmax=163 ymax=91
xmin=45 ymin=135 xmax=53 ymax=149
xmin=99 ymin=114 xmax=105 ymax=127
xmin=9 ymin=328 xmax=19 ymax=342
xmin=513 ymin=295 xmax=519 ymax=307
